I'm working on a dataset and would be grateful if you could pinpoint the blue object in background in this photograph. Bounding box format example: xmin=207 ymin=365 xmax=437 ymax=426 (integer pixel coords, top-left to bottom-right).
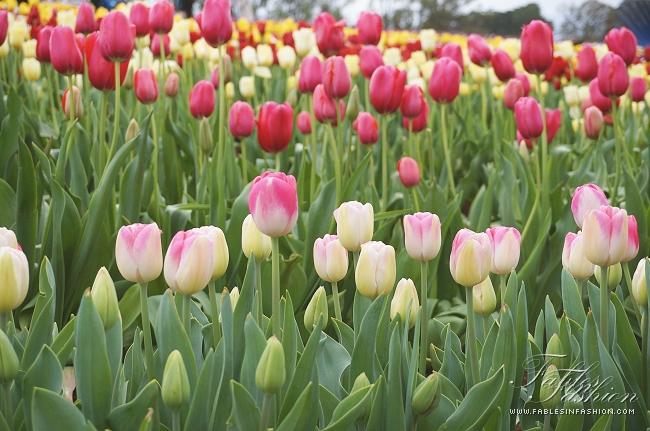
xmin=616 ymin=0 xmax=650 ymax=46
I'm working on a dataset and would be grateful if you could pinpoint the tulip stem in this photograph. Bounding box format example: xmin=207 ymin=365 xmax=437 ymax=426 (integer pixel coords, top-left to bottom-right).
xmin=331 ymin=281 xmax=342 ymax=322
xmin=97 ymin=92 xmax=108 ymax=181
xmin=208 ymin=281 xmax=221 ymax=348
xmin=537 ymin=75 xmax=549 ymax=216
xmin=611 ymin=101 xmax=633 ymax=174
xmin=271 ymin=236 xmax=281 ymax=340
xmin=381 ymin=115 xmax=388 ymax=210
xmin=599 ymin=266 xmax=610 ymax=349
xmin=335 ymin=100 xmax=343 ymax=166
xmin=255 ymin=260 xmax=263 ymax=326
xmin=542 ymin=412 xmax=551 ymax=431
xmin=500 ymin=274 xmax=507 ymax=307
xmin=440 ymin=104 xmax=455 ymax=198
xmin=411 ymin=188 xmax=420 ymax=212
xmin=68 ymin=75 xmax=75 ymax=129
xmin=419 ymin=261 xmax=428 ymax=375
xmin=172 ymin=410 xmax=180 ymax=431
xmin=182 ymin=293 xmax=192 ymax=339
xmin=309 ymin=95 xmax=317 ymax=203
xmin=1 ymin=383 xmax=11 ymax=431
xmin=139 ymin=283 xmax=156 ymax=381
xmin=465 ymin=286 xmax=480 ymax=389
xmin=326 ymin=124 xmax=342 ymax=207
xmin=259 ymin=394 xmax=272 ymax=431
xmin=241 ymin=138 xmax=248 ymax=185
xmin=215 ymin=45 xmax=227 ymax=230
xmin=275 ymin=152 xmax=281 ymax=172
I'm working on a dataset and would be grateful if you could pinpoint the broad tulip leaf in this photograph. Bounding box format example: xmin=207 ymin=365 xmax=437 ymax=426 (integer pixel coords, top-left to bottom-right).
xmin=275 ymin=382 xmax=313 ymax=431
xmin=322 ymin=385 xmax=373 ymax=431
xmin=108 ymin=380 xmax=160 ymax=431
xmin=32 ymin=388 xmax=90 ymax=431
xmin=227 ymin=381 xmax=260 ymax=431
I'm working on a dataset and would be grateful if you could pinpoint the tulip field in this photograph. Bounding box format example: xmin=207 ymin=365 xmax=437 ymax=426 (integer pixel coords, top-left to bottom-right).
xmin=1 ymin=1 xmax=650 ymax=430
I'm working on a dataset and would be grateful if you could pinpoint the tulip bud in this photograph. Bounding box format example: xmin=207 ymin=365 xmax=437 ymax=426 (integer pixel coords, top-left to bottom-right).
xmin=503 ymin=78 xmax=523 ymax=110
xmin=345 ymin=85 xmax=360 ymax=122
xmin=491 ymin=49 xmax=515 ymax=82
xmin=540 ymin=365 xmax=561 ymax=409
xmin=518 ymin=141 xmax=530 ymax=162
xmin=248 ymin=172 xmax=299 ymax=237
xmin=397 ymin=157 xmax=420 ymax=188
xmin=193 ymin=226 xmax=229 ymax=281
xmin=62 ymin=86 xmax=83 ymax=120
xmin=351 ymin=373 xmax=372 ymax=422
xmin=162 ymin=350 xmax=190 ymax=411
xmin=314 ymin=235 xmax=348 ymax=283
xmin=91 ymin=267 xmax=120 ymax=331
xmin=403 ymin=212 xmax=441 ymax=262
xmin=472 ymin=276 xmax=496 ymax=317
xmin=242 ymin=214 xmax=272 ymax=261
xmin=355 ymin=241 xmax=396 ymax=300
xmin=164 ymin=72 xmax=180 ymax=97
xmin=630 ymin=77 xmax=646 ymax=103
xmin=486 ymin=227 xmax=521 ymax=275
xmin=597 ymin=52 xmax=629 ymax=98
xmin=440 ymin=43 xmax=463 ymax=70
xmin=514 ymin=97 xmax=543 ymax=140
xmin=134 ymin=69 xmax=159 ymax=104
xmin=189 ymin=80 xmax=216 ymax=119
xmin=584 ymin=106 xmax=603 ymax=140
xmin=0 ymin=329 xmax=19 ymax=385
xmin=298 ymin=55 xmax=323 ymax=94
xmin=199 ymin=117 xmax=213 ymax=154
xmin=468 ymin=34 xmax=492 ymax=66
xmin=256 ymin=336 xmax=286 ymax=395
xmin=22 ymin=58 xmax=41 ymax=81
xmin=582 ymin=205 xmax=628 ymax=267
xmin=116 ymin=223 xmax=163 ymax=284
xmin=390 ymin=278 xmax=419 ymax=328
xmin=571 ymin=184 xmax=608 ymax=229
xmin=450 ymin=229 xmax=492 ymax=287
xmin=323 ymin=56 xmax=351 ymax=99
xmin=334 ymin=201 xmax=374 ymax=252
xmin=304 ymin=286 xmax=328 ymax=331
xmin=229 ymin=101 xmax=255 ymax=139
xmin=428 ymin=57 xmax=461 ymax=104
xmin=520 ymin=20 xmax=553 ymax=74
xmin=562 ymin=231 xmax=594 ymax=280
xmin=125 ymin=119 xmax=140 ymax=142
xmin=355 ymin=112 xmax=379 ymax=145
xmin=122 ymin=63 xmax=135 ymax=89
xmin=239 ymin=76 xmax=255 ymax=99
xmin=546 ymin=333 xmax=568 ymax=371
xmin=225 ymin=82 xmax=235 ymax=100
xmin=0 ymin=228 xmax=17 ymax=250
xmin=0 ymin=247 xmax=29 ymax=313
xmin=218 ymin=287 xmax=240 ymax=321
xmin=297 ymin=111 xmax=312 ymax=135
xmin=595 ymin=263 xmax=622 ymax=290
xmin=412 ymin=372 xmax=441 ymax=416
xmin=359 ymin=45 xmax=384 ymax=80
xmin=286 ymin=87 xmax=298 ymax=108
xmin=604 ymin=26 xmax=637 ymax=66
xmin=277 ymin=45 xmax=296 ymax=70
xmin=164 ymin=230 xmax=214 ymax=295
xmin=370 ymin=65 xmax=407 ymax=114
xmin=632 ymin=258 xmax=649 ymax=307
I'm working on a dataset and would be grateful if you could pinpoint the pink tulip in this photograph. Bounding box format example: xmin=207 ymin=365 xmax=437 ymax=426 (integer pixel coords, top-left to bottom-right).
xmin=0 ymin=11 xmax=7 ymax=47
xmin=229 ymin=101 xmax=255 ymax=139
xmin=584 ymin=106 xmax=603 ymax=139
xmin=99 ymin=11 xmax=136 ymax=62
xmin=400 ymin=85 xmax=423 ymax=119
xmin=589 ymin=79 xmax=613 ymax=113
xmin=36 ymin=26 xmax=52 ymax=63
xmin=575 ymin=44 xmax=597 ymax=83
xmin=605 ymin=27 xmax=637 ymax=66
xmin=116 ymin=223 xmax=163 ymax=283
xmin=354 ymin=112 xmax=379 ymax=145
xmin=397 ymin=157 xmax=420 ymax=188
xmin=403 ymin=212 xmax=441 ymax=262
xmin=491 ymin=49 xmax=515 ymax=82
xmin=486 ymin=227 xmax=521 ymax=274
xmin=545 ymin=108 xmax=562 ymax=143
xmin=50 ymin=26 xmax=84 ymax=76
xmin=504 ymin=78 xmax=523 ymax=110
xmin=582 ymin=205 xmax=628 ymax=267
xmin=85 ymin=32 xmax=130 ymax=91
xmin=313 ymin=12 xmax=345 ymax=56
xmin=129 ymin=3 xmax=150 ymax=38
xmin=404 ymin=98 xmax=429 ymax=133
xmin=514 ymin=97 xmax=543 ymax=140
xmin=359 ymin=45 xmax=384 ymax=80
xmin=428 ymin=57 xmax=462 ymax=104
xmin=467 ymin=34 xmax=491 ymax=66
xmin=450 ymin=228 xmax=492 ymax=287
xmin=313 ymin=84 xmax=345 ymax=126
xmin=597 ymin=52 xmax=629 ymax=98
xmin=298 ymin=56 xmax=323 ymax=94
xmin=134 ymin=69 xmax=159 ymax=104
xmin=323 ymin=56 xmax=351 ymax=99
xmin=313 ymin=234 xmax=348 ymax=283
xmin=520 ymin=20 xmax=554 ymax=74
xmin=151 ymin=33 xmax=170 ymax=57
xmin=571 ymin=184 xmax=608 ymax=228
xmin=623 ymin=215 xmax=639 ymax=262
xmin=630 ymin=77 xmax=646 ymax=103
xmin=164 ymin=72 xmax=180 ymax=97
xmin=562 ymin=232 xmax=594 ymax=280
xmin=514 ymin=72 xmax=531 ymax=96
xmin=297 ymin=111 xmax=312 ymax=134
xmin=164 ymin=230 xmax=214 ymax=295
xmin=357 ymin=11 xmax=382 ymax=45
xmin=370 ymin=65 xmax=407 ymax=114
xmin=201 ymin=0 xmax=233 ymax=47
xmin=257 ymin=102 xmax=294 ymax=153
xmin=149 ymin=0 xmax=174 ymax=34
xmin=440 ymin=42 xmax=463 ymax=69
xmin=189 ymin=80 xmax=216 ymax=119
xmin=75 ymin=2 xmax=97 ymax=34
xmin=248 ymin=172 xmax=299 ymax=237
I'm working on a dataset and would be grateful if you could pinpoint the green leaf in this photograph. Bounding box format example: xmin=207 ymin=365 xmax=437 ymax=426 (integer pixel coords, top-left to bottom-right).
xmin=350 ymin=295 xmax=387 ymax=383
xmin=385 ymin=325 xmax=405 ymax=431
xmin=561 ymin=269 xmax=586 ymax=324
xmin=316 ymin=333 xmax=350 ymax=400
xmin=0 ymin=179 xmax=16 ymax=228
xmin=322 ymin=385 xmax=373 ymax=431
xmin=240 ymin=315 xmax=267 ymax=405
xmin=589 ymin=414 xmax=611 ymax=431
xmin=276 ymin=382 xmax=313 ymax=431
xmin=108 ymin=380 xmax=160 ymax=431
xmin=32 ymin=388 xmax=91 ymax=431
xmin=16 ymin=139 xmax=39 ymax=298
xmin=22 ymin=345 xmax=63 ymax=431
xmin=227 ymin=381 xmax=260 ymax=431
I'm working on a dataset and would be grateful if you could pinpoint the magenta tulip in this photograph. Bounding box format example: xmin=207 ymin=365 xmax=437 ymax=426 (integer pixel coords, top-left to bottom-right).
xmin=630 ymin=77 xmax=646 ymax=103
xmin=520 ymin=20 xmax=554 ymax=74
xmin=313 ymin=12 xmax=345 ymax=56
xmin=229 ymin=101 xmax=255 ymax=138
xmin=589 ymin=79 xmax=613 ymax=113
xmin=597 ymin=52 xmax=629 ymax=98
xmin=605 ymin=27 xmax=637 ymax=66
xmin=36 ymin=26 xmax=52 ymax=63
xmin=0 ymin=11 xmax=7 ymax=47
xmin=467 ymin=34 xmax=491 ymax=66
xmin=370 ymin=66 xmax=406 ymax=114
xmin=545 ymin=108 xmax=562 ymax=143
xmin=400 ymin=84 xmax=423 ymax=119
xmin=50 ymin=26 xmax=84 ymax=75
xmin=322 ymin=56 xmax=351 ymax=99
xmin=359 ymin=45 xmax=384 ymax=79
xmin=514 ymin=97 xmax=543 ymax=140
xmin=257 ymin=102 xmax=293 ymax=153
xmin=298 ymin=55 xmax=323 ymax=94
xmin=404 ymin=98 xmax=429 ymax=133
xmin=504 ymin=78 xmax=523 ymax=110
xmin=440 ymin=42 xmax=463 ymax=70
xmin=575 ymin=44 xmax=597 ymax=83
xmin=248 ymin=172 xmax=299 ymax=237
xmin=201 ymin=0 xmax=233 ymax=47
xmin=75 ymin=2 xmax=97 ymax=34
xmin=355 ymin=112 xmax=379 ymax=145
xmin=297 ymin=111 xmax=312 ymax=134
xmin=149 ymin=0 xmax=174 ymax=34
xmin=491 ymin=49 xmax=515 ymax=82
xmin=584 ymin=106 xmax=603 ymax=140
xmin=397 ymin=157 xmax=420 ymax=188
xmin=428 ymin=57 xmax=462 ymax=104
xmin=486 ymin=227 xmax=521 ymax=274
xmin=357 ymin=11 xmax=382 ymax=45
xmin=129 ymin=3 xmax=150 ymax=37
xmin=99 ymin=11 xmax=136 ymax=62
xmin=189 ymin=80 xmax=216 ymax=119
xmin=313 ymin=84 xmax=345 ymax=125
xmin=134 ymin=69 xmax=159 ymax=104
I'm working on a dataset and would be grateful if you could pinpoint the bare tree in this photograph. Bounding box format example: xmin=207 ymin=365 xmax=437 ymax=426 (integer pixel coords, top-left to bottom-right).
xmin=558 ymin=0 xmax=620 ymax=41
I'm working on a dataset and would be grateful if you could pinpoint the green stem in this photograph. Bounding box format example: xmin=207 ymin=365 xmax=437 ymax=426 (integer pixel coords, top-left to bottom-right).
xmin=440 ymin=104 xmax=455 ymax=198
xmin=499 ymin=274 xmax=507 ymax=306
xmin=411 ymin=187 xmax=420 ymax=212
xmin=326 ymin=123 xmax=342 ymax=207
xmin=150 ymin=106 xmax=161 ymax=222
xmin=331 ymin=281 xmax=342 ymax=322
xmin=172 ymin=410 xmax=181 ymax=431
xmin=275 ymin=152 xmax=281 ymax=172
xmin=542 ymin=413 xmax=551 ymax=431
xmin=465 ymin=286 xmax=480 ymax=388
xmin=107 ymin=62 xmax=122 ymax=166
xmin=419 ymin=260 xmax=428 ymax=375
xmin=259 ymin=394 xmax=272 ymax=431
xmin=309 ymin=94 xmax=317 ymax=203
xmin=241 ymin=137 xmax=248 ymax=185
xmin=255 ymin=260 xmax=263 ymax=326
xmin=480 ymin=79 xmax=487 ymax=134
xmin=208 ymin=281 xmax=221 ymax=348
xmin=612 ymin=100 xmax=633 ymax=174
xmin=599 ymin=266 xmax=609 ymax=349
xmin=139 ymin=283 xmax=156 ymax=381
xmin=381 ymin=115 xmax=388 ymax=210
xmin=68 ymin=75 xmax=75 ymax=128
xmin=97 ymin=92 xmax=108 ymax=181
xmin=216 ymin=45 xmax=227 ymax=230
xmin=335 ymin=100 xmax=343 ymax=164
xmin=537 ymin=75 xmax=549 ymax=215
xmin=580 ymin=278 xmax=587 ymax=301
xmin=271 ymin=236 xmax=281 ymax=339
xmin=182 ymin=293 xmax=191 ymax=339
xmin=2 ymin=383 xmax=12 ymax=431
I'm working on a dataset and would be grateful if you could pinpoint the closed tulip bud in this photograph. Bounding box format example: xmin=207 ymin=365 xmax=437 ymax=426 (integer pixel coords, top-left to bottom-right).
xmin=334 ymin=201 xmax=374 ymax=251
xmin=304 ymin=286 xmax=328 ymax=331
xmin=390 ymin=278 xmax=419 ymax=328
xmin=193 ymin=226 xmax=229 ymax=281
xmin=241 ymin=45 xmax=258 ymax=69
xmin=540 ymin=365 xmax=561 ymax=409
xmin=571 ymin=184 xmax=608 ymax=228
xmin=163 ymin=72 xmax=180 ymax=97
xmin=123 ymin=63 xmax=135 ymax=89
xmin=405 ymin=98 xmax=429 ymax=133
xmin=99 ymin=11 xmax=136 ymax=63
xmin=130 ymin=3 xmax=150 ymax=38
xmin=249 ymin=172 xmax=298 ymax=237
xmin=90 ymin=267 xmax=120 ymax=331
xmin=403 ymin=212 xmax=441 ymax=262
xmin=468 ymin=34 xmax=492 ymax=66
xmin=0 ymin=229 xmax=17 ymax=250
xmin=225 ymin=82 xmax=235 ymax=99
xmin=359 ymin=45 xmax=384 ymax=80
xmin=518 ymin=141 xmax=530 ymax=162
xmin=0 ymin=328 xmax=18 ymax=385
xmin=189 ymin=80 xmax=216 ymax=119
xmin=314 ymin=234 xmax=348 ymax=283
xmin=344 ymin=54 xmax=360 ymax=77
xmin=440 ymin=42 xmax=463 ymax=70
xmin=486 ymin=227 xmax=521 ymax=274
xmin=397 ymin=157 xmax=420 ymax=188
xmin=242 ymin=214 xmax=272 ymax=261
xmin=623 ymin=215 xmax=639 ymax=262
xmin=297 ymin=111 xmax=312 ymax=134
xmin=355 ymin=112 xmax=379 ymax=145
xmin=293 ymin=28 xmax=315 ymax=57
xmin=428 ymin=57 xmax=462 ymax=104
xmin=420 ymin=29 xmax=437 ymax=53
xmin=313 ymin=12 xmax=345 ymax=56
xmin=412 ymin=372 xmax=441 ymax=416
xmin=470 ymin=276 xmax=496 ymax=318
xmin=125 ymin=118 xmax=140 ymax=142
xmin=630 ymin=77 xmax=646 ymax=103
xmin=605 ymin=26 xmax=637 ymax=66
xmin=221 ymin=286 xmax=240 ymax=313
xmin=36 ymin=26 xmax=52 ymax=63
xmin=0 ymin=11 xmax=6 ymax=48
xmin=575 ymin=44 xmax=597 ymax=83
xmin=21 ymin=39 xmax=35 ymax=59
xmin=520 ymin=20 xmax=553 ymax=74
xmin=582 ymin=205 xmax=628 ymax=267
xmin=150 ymin=33 xmax=170 ymax=58
xmin=546 ymin=333 xmax=568 ymax=371
xmin=228 ymin=101 xmax=255 ymax=139
xmin=491 ymin=49 xmax=515 ymax=82
xmin=256 ymin=336 xmax=286 ymax=395
xmin=239 ymin=76 xmax=255 ymax=99
xmin=85 ymin=32 xmax=130 ymax=91
xmin=162 ymin=350 xmax=190 ymax=411
xmin=357 ymin=11 xmax=382 ymax=45
xmin=450 ymin=229 xmax=492 ymax=287
xmin=589 ymin=79 xmax=613 ymax=113
xmin=323 ymin=56 xmax=351 ymax=99
xmin=22 ymin=58 xmax=40 ymax=81
xmin=277 ymin=45 xmax=296 ymax=70
xmin=257 ymin=102 xmax=294 ymax=154
xmin=313 ymin=85 xmax=345 ymax=125
xmin=504 ymin=78 xmax=523 ymax=110
xmin=0 ymin=247 xmax=29 ymax=313
xmin=562 ymin=231 xmax=594 ymax=280
xmin=351 ymin=373 xmax=372 ymax=421
xmin=632 ymin=258 xmax=649 ymax=307
xmin=201 ymin=0 xmax=232 ymax=47
xmin=345 ymin=85 xmax=360 ymax=122
xmin=298 ymin=55 xmax=323 ymax=94
xmin=400 ymin=84 xmax=423 ymax=119
xmin=545 ymin=108 xmax=562 ymax=143
xmin=149 ymin=0 xmax=174 ymax=34
xmin=514 ymin=97 xmax=543 ymax=139
xmin=356 ymin=241 xmax=396 ymax=299
xmin=199 ymin=117 xmax=213 ymax=154
xmin=76 ymin=2 xmax=96 ymax=34
xmin=50 ymin=25 xmax=84 ymax=76
xmin=134 ymin=69 xmax=159 ymax=104
xmin=164 ymin=230 xmax=214 ymax=295
xmin=116 ymin=223 xmax=163 ymax=283
xmin=598 ymin=52 xmax=629 ymax=98
xmin=256 ymin=44 xmax=273 ymax=67
xmin=62 ymin=86 xmax=83 ymax=120
xmin=595 ymin=262 xmax=622 ymax=289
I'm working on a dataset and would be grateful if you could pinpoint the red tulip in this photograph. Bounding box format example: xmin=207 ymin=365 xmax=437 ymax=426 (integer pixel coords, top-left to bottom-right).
xmin=189 ymin=80 xmax=216 ymax=118
xmin=36 ymin=26 xmax=52 ymax=63
xmin=297 ymin=111 xmax=312 ymax=134
xmin=164 ymin=73 xmax=180 ymax=97
xmin=545 ymin=108 xmax=561 ymax=143
xmin=467 ymin=34 xmax=491 ymax=66
xmin=323 ymin=56 xmax=351 ymax=99
xmin=428 ymin=57 xmax=462 ymax=104
xmin=151 ymin=33 xmax=170 ymax=57
xmin=357 ymin=11 xmax=382 ymax=45
xmin=229 ymin=101 xmax=255 ymax=139
xmin=575 ymin=44 xmax=597 ymax=83
xmin=504 ymin=78 xmax=523 ymax=110
xmin=397 ymin=157 xmax=420 ymax=188
xmin=134 ymin=69 xmax=159 ymax=104
xmin=400 ymin=84 xmax=423 ymax=119
xmin=50 ymin=26 xmax=84 ymax=76
xmin=514 ymin=97 xmax=543 ymax=139
xmin=85 ymin=32 xmax=129 ymax=91
xmin=514 ymin=72 xmax=531 ymax=96
xmin=370 ymin=65 xmax=406 ymax=114
xmin=298 ymin=55 xmax=322 ymax=94
xmin=0 ymin=11 xmax=7 ymax=47
xmin=584 ymin=106 xmax=603 ymax=139
xmin=629 ymin=77 xmax=646 ymax=102
xmin=491 ymin=49 xmax=515 ymax=82
xmin=99 ymin=11 xmax=135 ymax=62
xmin=589 ymin=79 xmax=613 ymax=113
xmin=355 ymin=112 xmax=379 ymax=145
xmin=149 ymin=0 xmax=174 ymax=34
xmin=403 ymin=98 xmax=429 ymax=133
xmin=605 ymin=27 xmax=637 ymax=66
xmin=359 ymin=45 xmax=384 ymax=79
xmin=257 ymin=101 xmax=294 ymax=153
xmin=597 ymin=52 xmax=629 ymax=98
xmin=313 ymin=84 xmax=345 ymax=125
xmin=520 ymin=20 xmax=553 ymax=74
xmin=313 ymin=12 xmax=345 ymax=56
xmin=129 ymin=3 xmax=150 ymax=37
xmin=645 ymin=45 xmax=650 ymax=61
xmin=440 ymin=42 xmax=463 ymax=70
xmin=75 ymin=2 xmax=97 ymax=34
xmin=201 ymin=0 xmax=233 ymax=47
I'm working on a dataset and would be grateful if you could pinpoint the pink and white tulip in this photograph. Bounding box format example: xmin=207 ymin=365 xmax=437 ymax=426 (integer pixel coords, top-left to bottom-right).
xmin=116 ymin=223 xmax=163 ymax=283
xmin=313 ymin=234 xmax=348 ymax=283
xmin=403 ymin=212 xmax=441 ymax=262
xmin=334 ymin=201 xmax=374 ymax=252
xmin=241 ymin=215 xmax=272 ymax=261
xmin=248 ymin=172 xmax=299 ymax=238
xmin=622 ymin=215 xmax=639 ymax=263
xmin=355 ymin=241 xmax=396 ymax=299
xmin=571 ymin=184 xmax=608 ymax=228
xmin=192 ymin=226 xmax=229 ymax=280
xmin=0 ymin=228 xmax=18 ymax=249
xmin=562 ymin=231 xmax=594 ymax=280
xmin=486 ymin=227 xmax=521 ymax=274
xmin=582 ymin=205 xmax=628 ymax=267
xmin=449 ymin=229 xmax=492 ymax=287
xmin=164 ymin=230 xmax=214 ymax=295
